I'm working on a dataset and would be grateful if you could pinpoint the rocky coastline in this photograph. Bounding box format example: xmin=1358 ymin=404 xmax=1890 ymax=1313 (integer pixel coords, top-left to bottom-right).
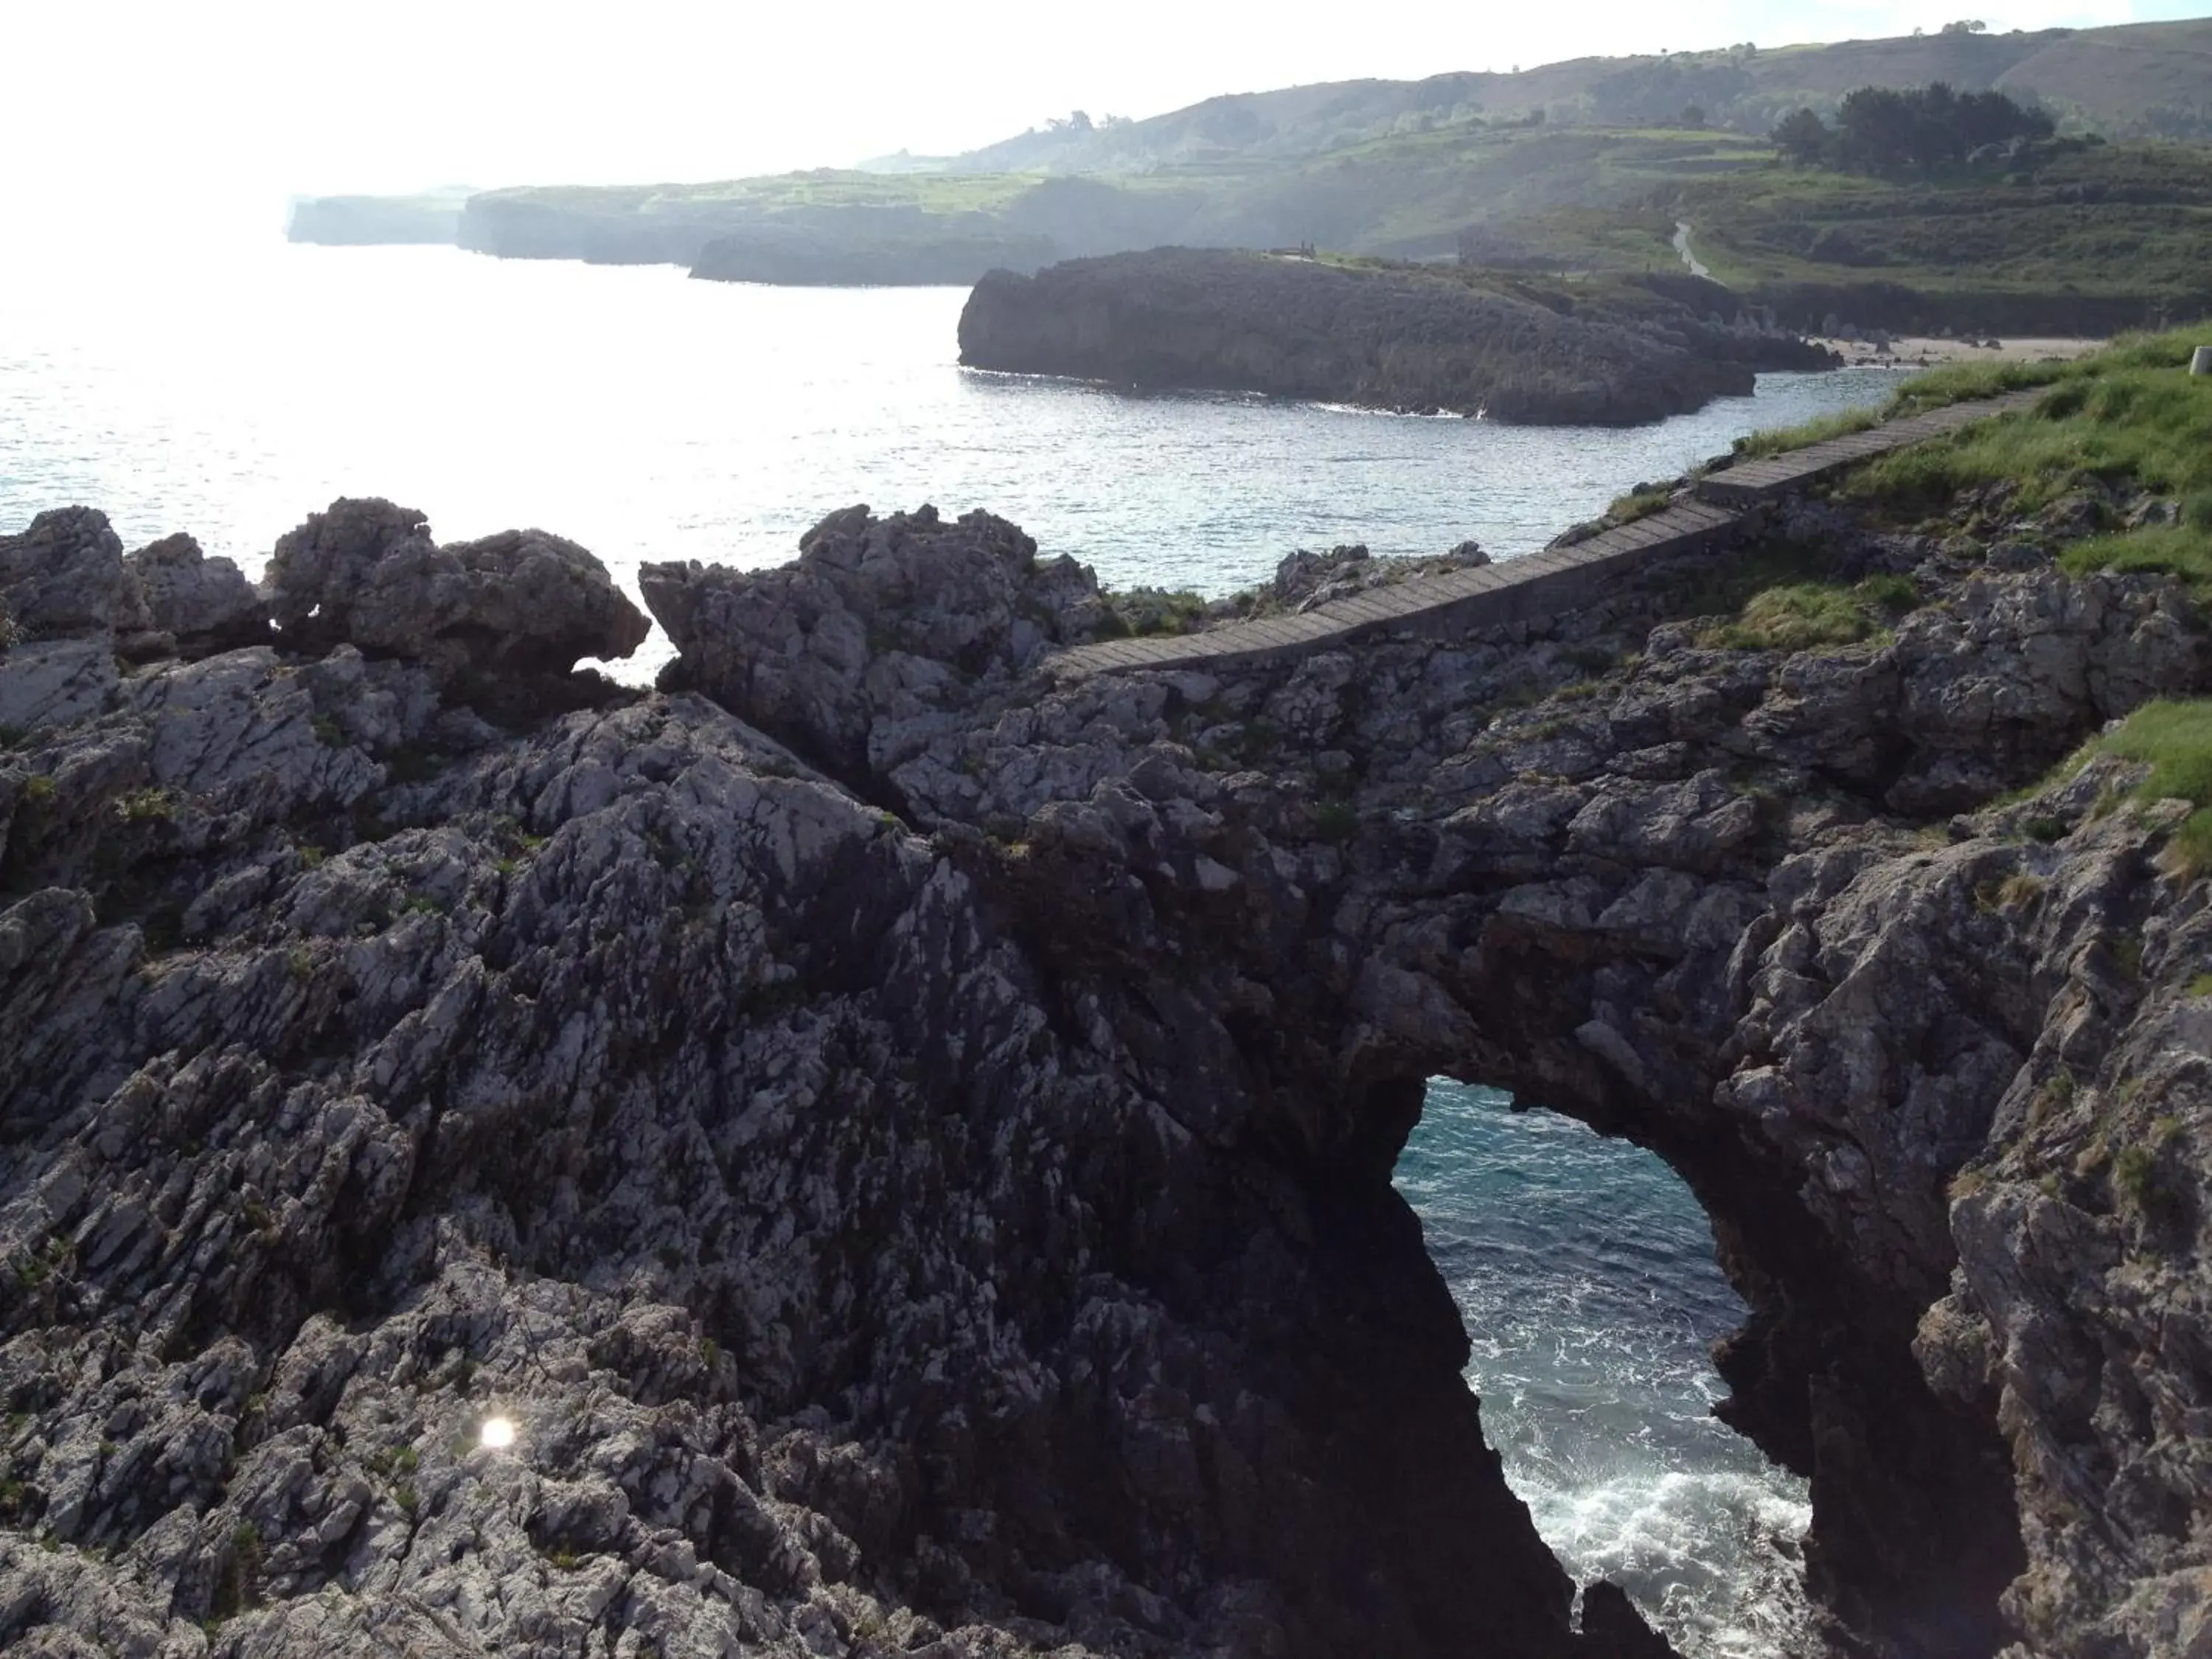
xmin=957 ymin=251 xmax=1837 ymax=424
xmin=3 ymin=437 xmax=2210 ymax=1659
xmin=285 ymin=194 xmax=469 ymax=248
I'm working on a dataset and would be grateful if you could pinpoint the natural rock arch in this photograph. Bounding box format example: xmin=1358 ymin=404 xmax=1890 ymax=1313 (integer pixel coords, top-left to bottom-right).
xmin=4 ymin=489 xmax=2207 ymax=1659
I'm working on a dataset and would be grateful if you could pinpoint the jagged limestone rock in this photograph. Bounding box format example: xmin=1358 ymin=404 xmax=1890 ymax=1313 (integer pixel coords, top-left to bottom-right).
xmin=7 ymin=469 xmax=2212 ymax=1659
xmin=263 ymin=498 xmax=649 ymax=676
xmin=125 ymin=533 xmax=270 ymax=657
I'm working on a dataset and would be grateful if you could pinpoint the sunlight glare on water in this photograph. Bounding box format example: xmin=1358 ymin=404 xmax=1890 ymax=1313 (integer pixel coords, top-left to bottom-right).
xmin=0 ymin=241 xmax=1908 ymax=684
xmin=5 ymin=239 xmax=1863 ymax=1653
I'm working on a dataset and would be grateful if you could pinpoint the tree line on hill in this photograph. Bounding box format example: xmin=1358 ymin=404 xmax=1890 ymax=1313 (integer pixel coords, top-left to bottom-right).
xmin=1772 ymin=83 xmax=2057 ymax=173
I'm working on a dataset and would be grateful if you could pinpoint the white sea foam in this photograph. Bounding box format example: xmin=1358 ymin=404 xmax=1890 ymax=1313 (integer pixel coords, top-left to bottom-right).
xmin=4 ymin=242 xmax=1887 ymax=1656
xmin=1400 ymin=1082 xmax=1816 ymax=1658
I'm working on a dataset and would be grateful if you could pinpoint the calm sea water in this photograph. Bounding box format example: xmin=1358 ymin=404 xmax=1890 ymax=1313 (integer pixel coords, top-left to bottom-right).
xmin=0 ymin=242 xmax=1905 ymax=684
xmin=0 ymin=238 xmax=1871 ymax=1651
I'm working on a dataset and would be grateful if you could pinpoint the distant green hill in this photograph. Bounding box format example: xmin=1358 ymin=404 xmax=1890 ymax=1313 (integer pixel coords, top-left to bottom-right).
xmin=285 ymin=17 xmax=2212 ymax=331
xmin=1502 ymin=137 xmax=2212 ymax=334
xmin=948 ymin=16 xmax=2212 ymax=173
xmin=421 ymin=124 xmax=2212 ymax=335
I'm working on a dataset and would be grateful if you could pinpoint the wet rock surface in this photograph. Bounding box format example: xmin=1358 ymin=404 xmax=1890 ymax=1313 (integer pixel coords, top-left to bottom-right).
xmin=4 ymin=481 xmax=2211 ymax=1659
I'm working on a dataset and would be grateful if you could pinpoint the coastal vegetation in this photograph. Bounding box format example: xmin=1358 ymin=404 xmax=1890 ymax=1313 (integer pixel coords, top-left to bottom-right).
xmin=308 ymin=123 xmax=2212 ymax=334
xmin=405 ymin=124 xmax=2212 ymax=319
xmin=1770 ymin=84 xmax=2055 ymax=173
xmin=293 ymin=18 xmax=2212 ymax=333
xmin=2090 ymin=700 xmax=2212 ymax=877
xmin=1707 ymin=329 xmax=2206 ymax=665
xmin=1731 ymin=406 xmax=1880 ymax=457
xmin=1703 ymin=572 xmax=1921 ymax=651
xmin=1851 ymin=331 xmax=2212 ymax=559
xmin=939 ymin=17 xmax=2212 ymax=167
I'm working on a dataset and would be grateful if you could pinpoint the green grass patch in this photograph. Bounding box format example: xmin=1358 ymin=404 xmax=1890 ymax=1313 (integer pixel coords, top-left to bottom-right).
xmin=1879 ymin=357 xmax=2076 ymax=416
xmin=2059 ymin=524 xmax=2212 ymax=591
xmin=1664 ymin=540 xmax=1832 ymax=627
xmin=1608 ymin=486 xmax=1674 ymax=523
xmin=1851 ymin=331 xmax=2212 ymax=513
xmin=1731 ymin=330 xmax=2211 ymax=513
xmin=1099 ymin=587 xmax=1209 ymax=639
xmin=1733 ymin=406 xmax=1880 ymax=459
xmin=1703 ymin=572 xmax=1921 ymax=652
xmin=2098 ymin=700 xmax=2212 ymax=814
xmin=2084 ymin=700 xmax=2212 ymax=879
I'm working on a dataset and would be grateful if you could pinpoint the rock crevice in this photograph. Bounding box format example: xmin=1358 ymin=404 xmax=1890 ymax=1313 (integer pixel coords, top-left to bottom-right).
xmin=3 ymin=480 xmax=2208 ymax=1659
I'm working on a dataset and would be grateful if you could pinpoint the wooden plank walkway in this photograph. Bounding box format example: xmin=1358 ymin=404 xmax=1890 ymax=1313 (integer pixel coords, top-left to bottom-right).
xmin=1692 ymin=385 xmax=2047 ymax=507
xmin=1048 ymin=385 xmax=2046 ymax=682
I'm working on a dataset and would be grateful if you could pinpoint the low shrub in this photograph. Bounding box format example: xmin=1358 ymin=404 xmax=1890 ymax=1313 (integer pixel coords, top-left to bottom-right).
xmin=1105 ymin=587 xmax=1209 ymax=639
xmin=1608 ymin=487 xmax=1674 ymax=523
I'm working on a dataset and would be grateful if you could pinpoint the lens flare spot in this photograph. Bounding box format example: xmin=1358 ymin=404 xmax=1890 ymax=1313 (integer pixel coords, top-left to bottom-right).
xmin=479 ymin=1416 xmax=517 ymax=1450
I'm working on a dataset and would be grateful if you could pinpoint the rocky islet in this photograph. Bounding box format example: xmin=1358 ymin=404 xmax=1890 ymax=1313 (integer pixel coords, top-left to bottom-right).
xmin=957 ymin=251 xmax=1837 ymax=425
xmin=0 ymin=414 xmax=2208 ymax=1659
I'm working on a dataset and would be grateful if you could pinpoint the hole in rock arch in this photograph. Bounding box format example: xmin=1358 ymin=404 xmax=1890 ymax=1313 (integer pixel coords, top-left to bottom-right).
xmin=1395 ymin=1079 xmax=1813 ymax=1659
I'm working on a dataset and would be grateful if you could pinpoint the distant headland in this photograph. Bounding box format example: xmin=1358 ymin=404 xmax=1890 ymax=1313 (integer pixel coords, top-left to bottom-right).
xmin=286 ymin=18 xmax=2212 ymax=341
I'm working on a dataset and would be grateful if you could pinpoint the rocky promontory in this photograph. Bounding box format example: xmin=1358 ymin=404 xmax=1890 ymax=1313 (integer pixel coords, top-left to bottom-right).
xmin=4 ymin=389 xmax=2212 ymax=1659
xmin=286 ymin=193 xmax=471 ymax=248
xmin=958 ymin=250 xmax=1837 ymax=424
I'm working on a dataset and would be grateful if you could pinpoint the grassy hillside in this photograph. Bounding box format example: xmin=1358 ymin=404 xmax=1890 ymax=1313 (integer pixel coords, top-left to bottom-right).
xmin=943 ymin=16 xmax=2212 ymax=174
xmin=428 ymin=123 xmax=2212 ymax=330
xmin=295 ymin=16 xmax=2212 ymax=324
xmin=1448 ymin=136 xmax=2212 ymax=333
xmin=1848 ymin=330 xmax=2212 ymax=554
xmin=450 ymin=127 xmax=1786 ymax=271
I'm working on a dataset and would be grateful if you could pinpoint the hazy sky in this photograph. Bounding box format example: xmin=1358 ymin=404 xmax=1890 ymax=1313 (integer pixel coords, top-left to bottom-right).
xmin=2 ymin=0 xmax=2201 ymax=235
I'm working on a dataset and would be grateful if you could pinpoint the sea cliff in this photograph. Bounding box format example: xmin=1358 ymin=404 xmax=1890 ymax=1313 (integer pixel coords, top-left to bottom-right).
xmin=4 ymin=347 xmax=2212 ymax=1658
xmin=285 ymin=193 xmax=470 ymax=248
xmin=958 ymin=250 xmax=1836 ymax=425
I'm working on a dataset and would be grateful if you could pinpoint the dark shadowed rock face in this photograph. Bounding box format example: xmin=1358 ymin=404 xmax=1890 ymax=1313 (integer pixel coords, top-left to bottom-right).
xmin=0 ymin=507 xmax=139 ymax=641
xmin=958 ymin=249 xmax=1834 ymax=425
xmin=125 ymin=534 xmax=271 ymax=658
xmin=0 ymin=501 xmax=1584 ymax=1659
xmin=643 ymin=487 xmax=2212 ymax=1659
xmin=5 ymin=479 xmax=2212 ymax=1659
xmin=641 ymin=504 xmax=1110 ymax=787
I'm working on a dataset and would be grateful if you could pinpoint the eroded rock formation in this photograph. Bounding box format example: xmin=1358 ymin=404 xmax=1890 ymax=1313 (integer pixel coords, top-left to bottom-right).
xmin=2 ymin=470 xmax=2208 ymax=1659
xmin=958 ymin=251 xmax=1837 ymax=425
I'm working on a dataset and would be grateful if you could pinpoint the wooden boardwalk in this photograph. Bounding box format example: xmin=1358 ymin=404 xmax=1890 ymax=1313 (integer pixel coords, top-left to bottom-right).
xmin=1048 ymin=385 xmax=2046 ymax=682
xmin=1693 ymin=386 xmax=2047 ymax=507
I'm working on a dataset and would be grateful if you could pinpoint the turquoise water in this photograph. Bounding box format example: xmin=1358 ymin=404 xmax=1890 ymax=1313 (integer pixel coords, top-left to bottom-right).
xmin=1399 ymin=1083 xmax=1812 ymax=1656
xmin=0 ymin=240 xmax=1876 ymax=1652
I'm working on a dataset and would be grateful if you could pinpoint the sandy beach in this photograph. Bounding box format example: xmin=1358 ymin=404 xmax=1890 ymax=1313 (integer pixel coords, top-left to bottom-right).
xmin=1812 ymin=335 xmax=2106 ymax=368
